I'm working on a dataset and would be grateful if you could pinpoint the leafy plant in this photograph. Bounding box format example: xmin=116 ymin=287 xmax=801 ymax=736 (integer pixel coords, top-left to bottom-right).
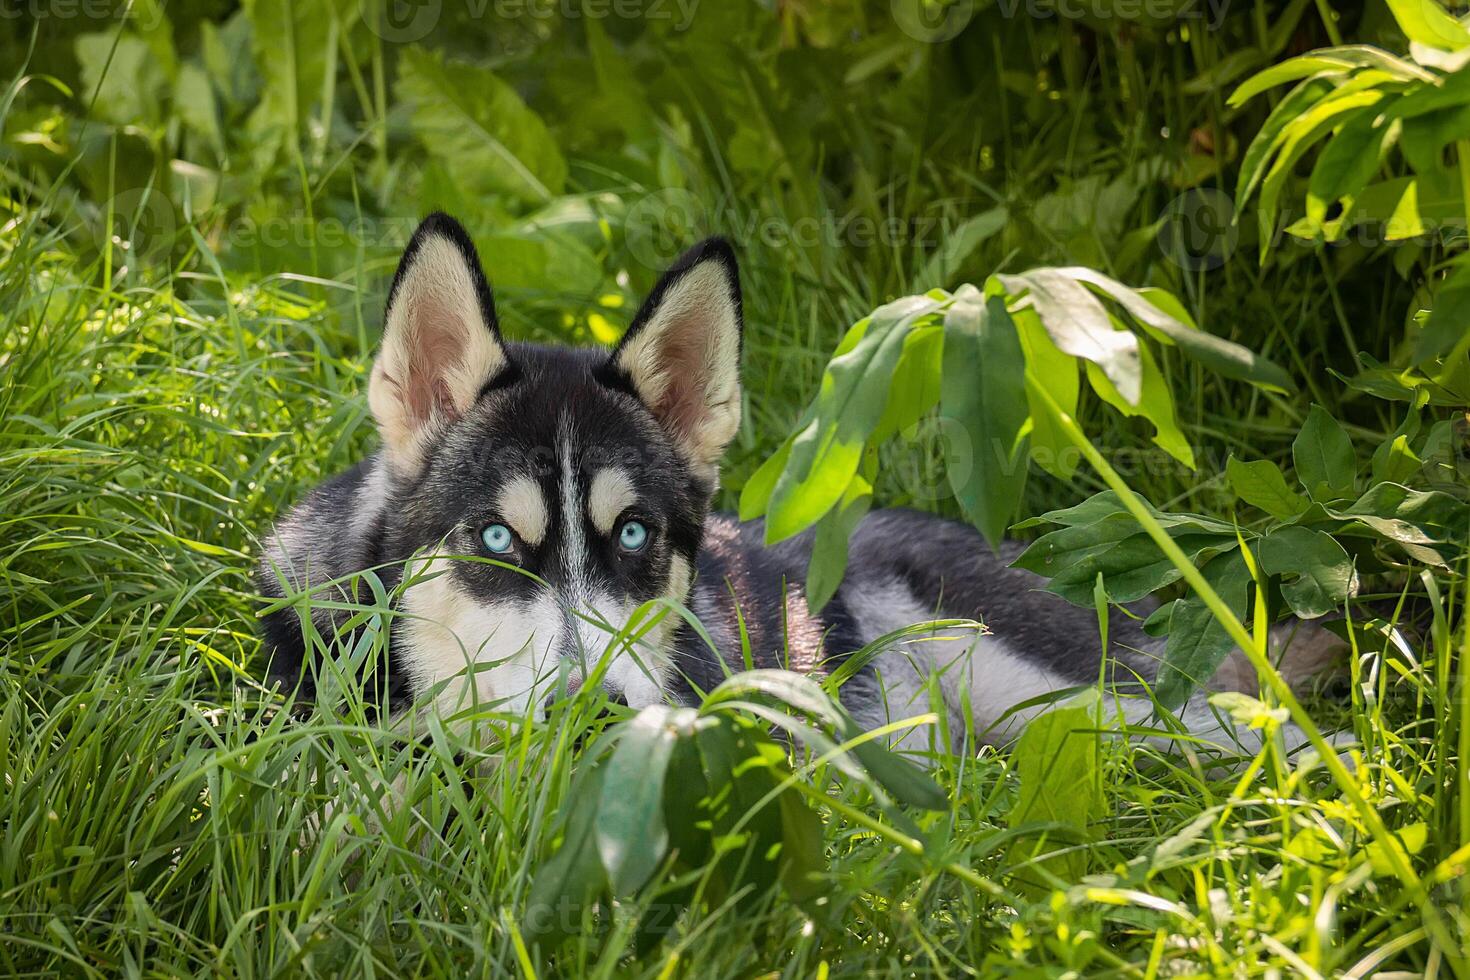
xmin=738 ymin=271 xmax=1292 ymax=610
xmin=1016 ymin=403 xmax=1469 ymax=707
xmin=524 ymin=670 xmax=944 ymax=947
xmin=1232 ymin=0 xmax=1470 ymax=403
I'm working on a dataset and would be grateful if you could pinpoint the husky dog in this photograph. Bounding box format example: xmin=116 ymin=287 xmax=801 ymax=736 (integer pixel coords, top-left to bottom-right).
xmin=260 ymin=213 xmax=1340 ymax=754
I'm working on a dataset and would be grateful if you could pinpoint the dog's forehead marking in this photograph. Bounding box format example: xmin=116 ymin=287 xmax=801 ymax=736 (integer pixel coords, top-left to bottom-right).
xmin=587 ymin=467 xmax=637 ymax=534
xmin=495 ymin=473 xmax=548 ymax=547
xmin=558 ymin=415 xmax=590 ymax=597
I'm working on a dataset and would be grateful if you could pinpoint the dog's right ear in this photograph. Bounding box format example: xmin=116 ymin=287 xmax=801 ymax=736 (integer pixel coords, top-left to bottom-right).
xmin=369 ymin=213 xmax=511 ymax=478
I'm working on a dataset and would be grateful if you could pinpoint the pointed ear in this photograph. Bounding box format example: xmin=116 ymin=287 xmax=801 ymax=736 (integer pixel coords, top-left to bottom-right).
xmin=603 ymin=238 xmax=743 ymax=483
xmin=368 ymin=213 xmax=511 ymax=477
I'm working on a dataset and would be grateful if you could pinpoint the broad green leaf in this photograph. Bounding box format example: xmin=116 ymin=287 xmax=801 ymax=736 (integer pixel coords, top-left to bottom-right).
xmin=525 ymin=765 xmax=609 ymax=944
xmin=1007 ymin=698 xmax=1103 ymax=886
xmin=241 ymin=0 xmax=345 ymax=168
xmin=1066 ymin=267 xmax=1294 ymax=392
xmin=1385 ymin=0 xmax=1470 ymax=51
xmin=998 ymin=269 xmax=1142 ymax=404
xmin=776 ymin=787 xmax=827 ymax=904
xmin=1416 ymin=259 xmax=1470 ymax=364
xmin=1292 ymin=405 xmax=1357 ymax=500
xmin=1384 ymin=63 xmax=1470 ymax=118
xmin=1041 ymin=533 xmax=1236 ymax=605
xmin=1085 ymin=335 xmax=1195 ymax=468
xmin=1230 ymin=46 xmax=1433 ymax=106
xmin=76 ymin=32 xmax=169 ymax=127
xmin=1331 ymin=169 xmax=1465 ymax=240
xmin=1012 ymin=512 xmax=1152 ymax=574
xmin=397 ymin=46 xmax=567 ymax=205
xmin=806 ymin=474 xmax=872 ymax=612
xmin=1156 ymin=554 xmax=1251 ymax=710
xmin=597 ymin=705 xmax=691 ymax=895
xmin=1400 ymin=101 xmax=1470 ymax=173
xmin=847 ymin=732 xmax=948 ymax=812
xmin=765 ymin=295 xmax=942 ymax=543
xmin=738 ymin=437 xmax=793 ymax=521
xmin=1258 ymin=91 xmax=1388 ymax=248
xmin=1371 ymin=396 xmax=1426 ymax=485
xmin=1258 ymin=526 xmax=1356 ymax=617
xmin=1013 ymin=490 xmax=1238 ymax=535
xmin=1226 ymin=456 xmax=1310 ymax=519
xmin=941 ymin=288 xmax=1031 ymax=547
xmin=1237 ymin=76 xmax=1335 ymax=207
xmin=874 ymin=322 xmax=943 ymax=441
xmin=1227 ymin=55 xmax=1363 ymax=105
xmin=1332 ymin=482 xmax=1470 ymax=566
xmin=1304 ymin=110 xmax=1398 ymax=230
xmin=1014 ymin=305 xmax=1080 ymax=480
xmin=690 ymin=718 xmax=785 ymax=898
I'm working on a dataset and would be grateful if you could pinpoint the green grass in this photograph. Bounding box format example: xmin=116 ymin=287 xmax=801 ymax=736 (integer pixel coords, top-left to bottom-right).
xmin=3 ymin=2 xmax=1469 ymax=975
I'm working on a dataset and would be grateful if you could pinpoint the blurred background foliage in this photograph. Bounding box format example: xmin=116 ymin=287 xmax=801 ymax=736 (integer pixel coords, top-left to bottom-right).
xmin=4 ymin=0 xmax=1451 ymax=517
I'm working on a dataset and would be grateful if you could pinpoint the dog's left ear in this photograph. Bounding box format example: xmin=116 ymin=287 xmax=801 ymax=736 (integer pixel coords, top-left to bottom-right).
xmin=369 ymin=213 xmax=511 ymax=478
xmin=603 ymin=238 xmax=742 ymax=483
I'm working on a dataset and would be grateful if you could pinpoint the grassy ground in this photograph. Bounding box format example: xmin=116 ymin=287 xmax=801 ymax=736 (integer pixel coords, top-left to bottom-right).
xmin=3 ymin=3 xmax=1468 ymax=976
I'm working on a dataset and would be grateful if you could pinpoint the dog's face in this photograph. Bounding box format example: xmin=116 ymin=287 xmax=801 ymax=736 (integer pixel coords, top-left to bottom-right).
xmin=366 ymin=214 xmax=742 ymax=719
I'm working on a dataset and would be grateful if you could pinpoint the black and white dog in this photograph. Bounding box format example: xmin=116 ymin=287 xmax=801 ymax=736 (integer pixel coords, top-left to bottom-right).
xmin=260 ymin=213 xmax=1339 ymax=753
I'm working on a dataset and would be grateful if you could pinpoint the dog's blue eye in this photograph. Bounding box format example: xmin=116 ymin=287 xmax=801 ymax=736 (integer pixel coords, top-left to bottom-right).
xmin=618 ymin=520 xmax=648 ymax=553
xmin=481 ymin=524 xmax=514 ymax=554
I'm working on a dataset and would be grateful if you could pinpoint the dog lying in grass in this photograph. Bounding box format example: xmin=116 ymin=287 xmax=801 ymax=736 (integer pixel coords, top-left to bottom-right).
xmin=259 ymin=213 xmax=1343 ymax=756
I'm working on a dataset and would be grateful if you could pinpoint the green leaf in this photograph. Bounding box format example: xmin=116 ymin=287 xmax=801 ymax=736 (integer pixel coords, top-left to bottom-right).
xmin=76 ymin=32 xmax=170 ymax=127
xmin=1007 ymin=698 xmax=1103 ymax=887
xmin=873 ymin=322 xmax=943 ymax=442
xmin=1236 ymin=76 xmax=1336 ymax=207
xmin=1384 ymin=0 xmax=1470 ymax=51
xmin=1085 ymin=335 xmax=1195 ymax=468
xmin=1330 ymin=482 xmax=1470 ymax=566
xmin=1258 ymin=526 xmax=1357 ymax=618
xmin=1371 ymin=396 xmax=1426 ymax=485
xmin=940 ymin=288 xmax=1031 ymax=547
xmin=525 ymin=765 xmax=609 ymax=944
xmin=1014 ymin=306 xmax=1080 ymax=480
xmin=1156 ymin=554 xmax=1251 ymax=710
xmin=805 ymin=474 xmax=872 ymax=612
xmin=597 ymin=705 xmax=691 ymax=895
xmin=1227 ymin=55 xmax=1362 ymax=105
xmin=998 ymin=269 xmax=1142 ymax=405
xmin=1292 ymin=405 xmax=1357 ymax=500
xmin=1226 ymin=456 xmax=1310 ymax=519
xmin=241 ymin=0 xmax=343 ymax=168
xmin=1304 ymin=110 xmax=1398 ymax=231
xmin=1415 ymin=259 xmax=1470 ymax=365
xmin=765 ymin=295 xmax=942 ymax=543
xmin=397 ymin=46 xmax=567 ymax=205
xmin=1040 ymin=533 xmax=1236 ymax=606
xmin=1065 ymin=268 xmax=1294 ymax=392
xmin=738 ymin=438 xmax=793 ymax=521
